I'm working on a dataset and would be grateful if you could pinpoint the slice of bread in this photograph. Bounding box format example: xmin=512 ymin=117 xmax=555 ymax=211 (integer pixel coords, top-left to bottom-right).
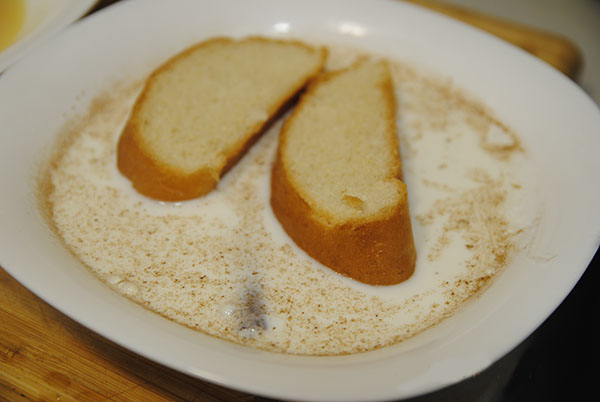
xmin=117 ymin=36 xmax=327 ymax=201
xmin=270 ymin=60 xmax=416 ymax=285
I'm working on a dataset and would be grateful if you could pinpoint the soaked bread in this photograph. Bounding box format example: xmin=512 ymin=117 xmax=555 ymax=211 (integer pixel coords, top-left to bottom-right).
xmin=270 ymin=61 xmax=417 ymax=285
xmin=118 ymin=36 xmax=326 ymax=201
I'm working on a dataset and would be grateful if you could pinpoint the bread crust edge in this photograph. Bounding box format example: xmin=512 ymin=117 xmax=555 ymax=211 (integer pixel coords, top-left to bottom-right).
xmin=270 ymin=60 xmax=416 ymax=285
xmin=117 ymin=36 xmax=327 ymax=201
xmin=271 ymin=150 xmax=416 ymax=286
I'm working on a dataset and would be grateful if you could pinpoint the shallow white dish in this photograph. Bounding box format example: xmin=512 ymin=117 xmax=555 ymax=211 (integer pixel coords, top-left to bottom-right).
xmin=0 ymin=0 xmax=98 ymax=73
xmin=1 ymin=0 xmax=599 ymax=400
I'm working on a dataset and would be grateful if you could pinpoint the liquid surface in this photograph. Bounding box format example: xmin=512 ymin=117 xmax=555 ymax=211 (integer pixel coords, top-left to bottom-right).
xmin=44 ymin=47 xmax=538 ymax=355
xmin=0 ymin=0 xmax=26 ymax=52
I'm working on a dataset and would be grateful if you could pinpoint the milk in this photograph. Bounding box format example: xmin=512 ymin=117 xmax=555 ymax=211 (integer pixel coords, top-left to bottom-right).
xmin=45 ymin=48 xmax=538 ymax=355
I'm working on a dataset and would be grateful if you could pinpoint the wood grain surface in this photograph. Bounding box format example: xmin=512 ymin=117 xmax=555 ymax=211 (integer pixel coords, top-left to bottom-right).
xmin=0 ymin=268 xmax=267 ymax=402
xmin=0 ymin=1 xmax=586 ymax=401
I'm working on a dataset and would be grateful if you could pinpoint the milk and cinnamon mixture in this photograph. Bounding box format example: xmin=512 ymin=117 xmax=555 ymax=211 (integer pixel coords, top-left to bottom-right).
xmin=43 ymin=47 xmax=538 ymax=355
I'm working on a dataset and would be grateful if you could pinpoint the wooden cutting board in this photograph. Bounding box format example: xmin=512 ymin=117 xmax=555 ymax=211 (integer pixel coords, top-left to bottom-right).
xmin=0 ymin=1 xmax=584 ymax=401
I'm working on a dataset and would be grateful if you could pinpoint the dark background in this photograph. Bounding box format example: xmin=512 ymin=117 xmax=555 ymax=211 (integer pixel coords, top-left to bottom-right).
xmin=404 ymin=249 xmax=597 ymax=402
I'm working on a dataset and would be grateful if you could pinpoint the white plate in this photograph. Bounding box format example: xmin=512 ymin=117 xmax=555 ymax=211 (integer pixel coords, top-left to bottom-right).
xmin=0 ymin=0 xmax=98 ymax=72
xmin=1 ymin=0 xmax=599 ymax=400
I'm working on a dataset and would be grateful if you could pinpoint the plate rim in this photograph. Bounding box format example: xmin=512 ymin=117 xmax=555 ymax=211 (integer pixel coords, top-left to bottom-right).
xmin=0 ymin=0 xmax=99 ymax=72
xmin=1 ymin=0 xmax=599 ymax=400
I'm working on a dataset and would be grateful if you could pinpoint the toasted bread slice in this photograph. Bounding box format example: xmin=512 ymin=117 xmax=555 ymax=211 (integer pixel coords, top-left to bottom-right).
xmin=118 ymin=37 xmax=326 ymax=201
xmin=271 ymin=61 xmax=416 ymax=285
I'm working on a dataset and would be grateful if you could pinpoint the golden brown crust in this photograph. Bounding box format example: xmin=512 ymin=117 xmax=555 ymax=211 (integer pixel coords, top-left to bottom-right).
xmin=117 ymin=123 xmax=218 ymax=201
xmin=117 ymin=37 xmax=327 ymax=201
xmin=271 ymin=152 xmax=416 ymax=285
xmin=270 ymin=61 xmax=416 ymax=285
